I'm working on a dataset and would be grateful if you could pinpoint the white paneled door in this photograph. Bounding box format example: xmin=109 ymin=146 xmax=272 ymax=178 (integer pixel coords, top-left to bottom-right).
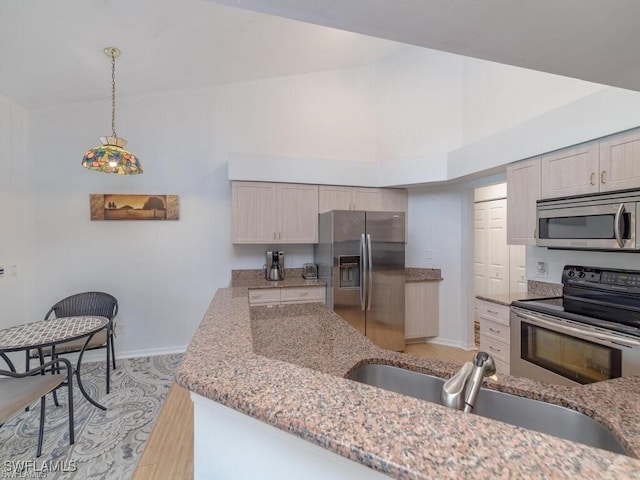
xmin=486 ymin=199 xmax=508 ymax=295
xmin=475 ymin=195 xmax=524 ymax=296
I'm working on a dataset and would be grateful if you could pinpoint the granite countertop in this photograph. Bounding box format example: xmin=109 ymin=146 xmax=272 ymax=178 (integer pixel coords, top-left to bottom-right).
xmin=475 ymin=292 xmax=549 ymax=306
xmin=232 ymin=267 xmax=442 ymax=288
xmin=231 ymin=268 xmax=327 ymax=289
xmin=476 ymin=280 xmax=563 ymax=306
xmin=176 ymin=287 xmax=640 ymax=479
xmin=405 ymin=267 xmax=443 ymax=282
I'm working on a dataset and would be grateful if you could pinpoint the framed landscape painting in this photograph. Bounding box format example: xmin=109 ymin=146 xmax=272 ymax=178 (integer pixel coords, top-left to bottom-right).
xmin=90 ymin=194 xmax=179 ymax=221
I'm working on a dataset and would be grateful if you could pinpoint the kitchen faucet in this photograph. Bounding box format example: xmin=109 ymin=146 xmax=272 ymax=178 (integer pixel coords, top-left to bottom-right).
xmin=440 ymin=352 xmax=496 ymax=412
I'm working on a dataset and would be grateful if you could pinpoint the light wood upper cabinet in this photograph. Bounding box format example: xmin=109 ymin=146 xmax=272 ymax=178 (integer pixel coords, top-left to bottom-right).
xmin=319 ymin=185 xmax=406 ymax=213
xmin=540 ymin=130 xmax=640 ymax=199
xmin=541 ymin=142 xmax=599 ymax=199
xmin=599 ymin=129 xmax=640 ymax=192
xmin=318 ymin=185 xmax=356 ymax=212
xmin=507 ymin=157 xmax=541 ymax=245
xmin=232 ymin=181 xmax=278 ymax=244
xmin=277 ymin=183 xmax=319 ymax=243
xmin=380 ymin=188 xmax=408 ymax=213
xmin=232 ymin=181 xmax=318 ymax=244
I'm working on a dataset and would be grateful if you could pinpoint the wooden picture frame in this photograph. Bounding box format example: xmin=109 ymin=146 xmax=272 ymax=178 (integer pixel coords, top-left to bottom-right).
xmin=90 ymin=194 xmax=179 ymax=221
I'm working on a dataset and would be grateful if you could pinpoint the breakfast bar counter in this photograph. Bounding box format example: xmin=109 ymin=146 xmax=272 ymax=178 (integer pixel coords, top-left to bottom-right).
xmin=175 ymin=287 xmax=640 ymax=479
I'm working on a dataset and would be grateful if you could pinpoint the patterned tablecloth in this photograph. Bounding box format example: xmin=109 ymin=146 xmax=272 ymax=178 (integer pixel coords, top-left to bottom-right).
xmin=0 ymin=316 xmax=109 ymax=352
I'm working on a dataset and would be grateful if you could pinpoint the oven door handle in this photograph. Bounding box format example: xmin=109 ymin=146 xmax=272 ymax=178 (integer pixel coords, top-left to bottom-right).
xmin=614 ymin=203 xmax=626 ymax=248
xmin=513 ymin=310 xmax=640 ymax=348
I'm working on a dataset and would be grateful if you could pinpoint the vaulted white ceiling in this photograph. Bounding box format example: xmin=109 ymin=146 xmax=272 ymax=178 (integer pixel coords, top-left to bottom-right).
xmin=1 ymin=0 xmax=638 ymax=109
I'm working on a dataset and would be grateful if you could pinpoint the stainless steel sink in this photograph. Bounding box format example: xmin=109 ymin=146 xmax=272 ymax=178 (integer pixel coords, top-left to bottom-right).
xmin=347 ymin=364 xmax=628 ymax=455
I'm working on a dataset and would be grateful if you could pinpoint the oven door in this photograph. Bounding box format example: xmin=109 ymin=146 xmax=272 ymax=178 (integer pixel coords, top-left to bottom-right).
xmin=510 ymin=307 xmax=640 ymax=387
xmin=537 ymin=201 xmax=637 ymax=250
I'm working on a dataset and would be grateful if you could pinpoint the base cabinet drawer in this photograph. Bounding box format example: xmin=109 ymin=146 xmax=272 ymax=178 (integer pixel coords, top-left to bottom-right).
xmin=475 ymin=299 xmax=510 ymax=326
xmin=249 ymin=286 xmax=326 ymax=306
xmin=280 ymin=286 xmax=325 ymax=304
xmin=249 ymin=289 xmax=281 ymax=306
xmin=493 ymin=357 xmax=510 ymax=375
xmin=479 ymin=335 xmax=509 ymax=365
xmin=478 ymin=317 xmax=510 ymax=343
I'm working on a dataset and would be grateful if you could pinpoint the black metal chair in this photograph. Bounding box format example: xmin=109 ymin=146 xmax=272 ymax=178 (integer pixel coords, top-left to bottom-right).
xmin=28 ymin=292 xmax=118 ymax=393
xmin=0 ymin=357 xmax=74 ymax=457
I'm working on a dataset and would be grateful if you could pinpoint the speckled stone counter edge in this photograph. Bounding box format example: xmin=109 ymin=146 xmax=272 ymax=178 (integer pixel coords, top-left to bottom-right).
xmin=176 ymin=288 xmax=640 ymax=479
xmin=232 ymin=267 xmax=442 ymax=288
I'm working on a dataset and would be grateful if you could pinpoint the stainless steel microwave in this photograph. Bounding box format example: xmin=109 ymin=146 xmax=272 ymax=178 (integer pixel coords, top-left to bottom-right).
xmin=536 ymin=190 xmax=640 ymax=250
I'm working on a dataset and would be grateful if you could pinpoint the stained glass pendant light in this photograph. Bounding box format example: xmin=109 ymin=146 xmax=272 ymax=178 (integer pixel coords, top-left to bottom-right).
xmin=82 ymin=47 xmax=142 ymax=174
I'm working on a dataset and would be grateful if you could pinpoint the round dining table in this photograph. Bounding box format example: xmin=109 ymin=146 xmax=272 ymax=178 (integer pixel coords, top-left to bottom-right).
xmin=0 ymin=316 xmax=110 ymax=410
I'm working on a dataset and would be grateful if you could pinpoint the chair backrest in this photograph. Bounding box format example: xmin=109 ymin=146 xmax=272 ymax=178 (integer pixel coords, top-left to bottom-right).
xmin=45 ymin=291 xmax=118 ymax=320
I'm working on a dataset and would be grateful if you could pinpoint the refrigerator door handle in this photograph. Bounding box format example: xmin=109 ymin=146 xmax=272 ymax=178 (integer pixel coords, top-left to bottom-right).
xmin=360 ymin=233 xmax=366 ymax=311
xmin=366 ymin=233 xmax=373 ymax=311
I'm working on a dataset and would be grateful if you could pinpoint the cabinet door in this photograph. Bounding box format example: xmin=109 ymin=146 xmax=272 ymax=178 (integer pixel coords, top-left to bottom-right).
xmin=405 ymin=282 xmax=439 ymax=340
xmin=541 ymin=143 xmax=599 ymax=198
xmin=232 ymin=182 xmax=277 ymax=244
xmin=599 ymin=129 xmax=640 ymax=192
xmin=507 ymin=157 xmax=540 ymax=245
xmin=319 ymin=186 xmax=353 ymax=213
xmin=352 ymin=187 xmax=382 ymax=211
xmin=277 ymin=184 xmax=319 ymax=243
xmin=380 ymin=189 xmax=408 ymax=213
xmin=509 ymin=245 xmax=527 ymax=294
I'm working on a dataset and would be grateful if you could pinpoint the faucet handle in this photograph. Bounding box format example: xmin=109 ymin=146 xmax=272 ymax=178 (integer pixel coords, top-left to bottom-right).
xmin=473 ymin=351 xmax=496 ymax=376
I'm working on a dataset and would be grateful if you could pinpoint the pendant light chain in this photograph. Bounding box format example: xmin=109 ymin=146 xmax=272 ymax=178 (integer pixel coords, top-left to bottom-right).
xmin=82 ymin=46 xmax=142 ymax=174
xmin=111 ymin=51 xmax=117 ymax=139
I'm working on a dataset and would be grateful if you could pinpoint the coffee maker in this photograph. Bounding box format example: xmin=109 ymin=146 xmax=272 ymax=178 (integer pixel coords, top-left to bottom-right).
xmin=266 ymin=251 xmax=285 ymax=281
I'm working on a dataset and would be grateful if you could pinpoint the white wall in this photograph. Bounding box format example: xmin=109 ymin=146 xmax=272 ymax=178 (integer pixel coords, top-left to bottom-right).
xmin=526 ymin=247 xmax=640 ymax=285
xmin=11 ymin=46 xmax=640 ymax=357
xmin=460 ymin=58 xmax=605 ymax=145
xmin=406 ymin=186 xmax=475 ymax=349
xmin=0 ymin=95 xmax=28 ymax=329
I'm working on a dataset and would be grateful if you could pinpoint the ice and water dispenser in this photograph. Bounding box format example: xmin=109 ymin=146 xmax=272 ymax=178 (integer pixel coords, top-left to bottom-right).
xmin=338 ymin=255 xmax=360 ymax=288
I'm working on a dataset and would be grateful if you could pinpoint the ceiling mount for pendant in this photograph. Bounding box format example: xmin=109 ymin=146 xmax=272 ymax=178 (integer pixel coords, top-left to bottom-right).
xmin=81 ymin=46 xmax=143 ymax=175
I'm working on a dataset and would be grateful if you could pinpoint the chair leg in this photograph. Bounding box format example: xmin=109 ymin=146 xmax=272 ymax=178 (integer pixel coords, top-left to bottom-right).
xmin=37 ymin=396 xmax=46 ymax=457
xmin=67 ymin=372 xmax=75 ymax=446
xmin=106 ymin=333 xmax=111 ymax=394
xmin=111 ymin=334 xmax=116 ymax=370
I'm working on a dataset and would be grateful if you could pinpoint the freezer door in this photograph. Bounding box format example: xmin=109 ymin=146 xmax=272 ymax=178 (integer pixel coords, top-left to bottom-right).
xmin=365 ymin=211 xmax=406 ymax=351
xmin=332 ymin=211 xmax=366 ymax=336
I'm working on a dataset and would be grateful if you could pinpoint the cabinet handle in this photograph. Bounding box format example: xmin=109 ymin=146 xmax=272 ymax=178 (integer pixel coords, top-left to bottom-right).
xmin=254 ymin=295 xmax=262 ymax=299
xmin=590 ymin=172 xmax=595 ymax=185
xmin=489 ymin=327 xmax=501 ymax=334
xmin=299 ymin=292 xmax=309 ymax=297
xmin=279 ymin=232 xmax=282 ymax=240
xmin=601 ymin=170 xmax=606 ymax=184
xmin=489 ymin=345 xmax=501 ymax=353
xmin=487 ymin=309 xmax=499 ymax=315
xmin=273 ymin=232 xmax=276 ymax=240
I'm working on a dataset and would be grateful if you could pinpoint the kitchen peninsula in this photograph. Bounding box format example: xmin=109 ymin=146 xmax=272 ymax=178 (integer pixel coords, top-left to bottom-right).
xmin=175 ymin=287 xmax=640 ymax=479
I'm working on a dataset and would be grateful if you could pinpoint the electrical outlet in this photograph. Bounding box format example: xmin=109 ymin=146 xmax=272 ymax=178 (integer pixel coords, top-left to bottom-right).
xmin=426 ymin=249 xmax=433 ymax=260
xmin=117 ymin=324 xmax=126 ymax=335
xmin=535 ymin=261 xmax=548 ymax=278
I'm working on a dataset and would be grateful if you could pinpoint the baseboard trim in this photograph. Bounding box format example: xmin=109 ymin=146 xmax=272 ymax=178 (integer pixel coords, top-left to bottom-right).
xmin=426 ymin=337 xmax=478 ymax=351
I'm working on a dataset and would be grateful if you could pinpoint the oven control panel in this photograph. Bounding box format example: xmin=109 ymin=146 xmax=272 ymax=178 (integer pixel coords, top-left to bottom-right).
xmin=563 ymin=265 xmax=640 ymax=290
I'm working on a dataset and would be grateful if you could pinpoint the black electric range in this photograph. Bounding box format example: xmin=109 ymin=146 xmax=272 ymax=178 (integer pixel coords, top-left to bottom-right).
xmin=512 ymin=265 xmax=640 ymax=338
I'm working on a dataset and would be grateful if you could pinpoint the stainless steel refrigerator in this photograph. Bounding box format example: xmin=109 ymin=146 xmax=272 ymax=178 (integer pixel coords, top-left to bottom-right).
xmin=314 ymin=210 xmax=405 ymax=351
